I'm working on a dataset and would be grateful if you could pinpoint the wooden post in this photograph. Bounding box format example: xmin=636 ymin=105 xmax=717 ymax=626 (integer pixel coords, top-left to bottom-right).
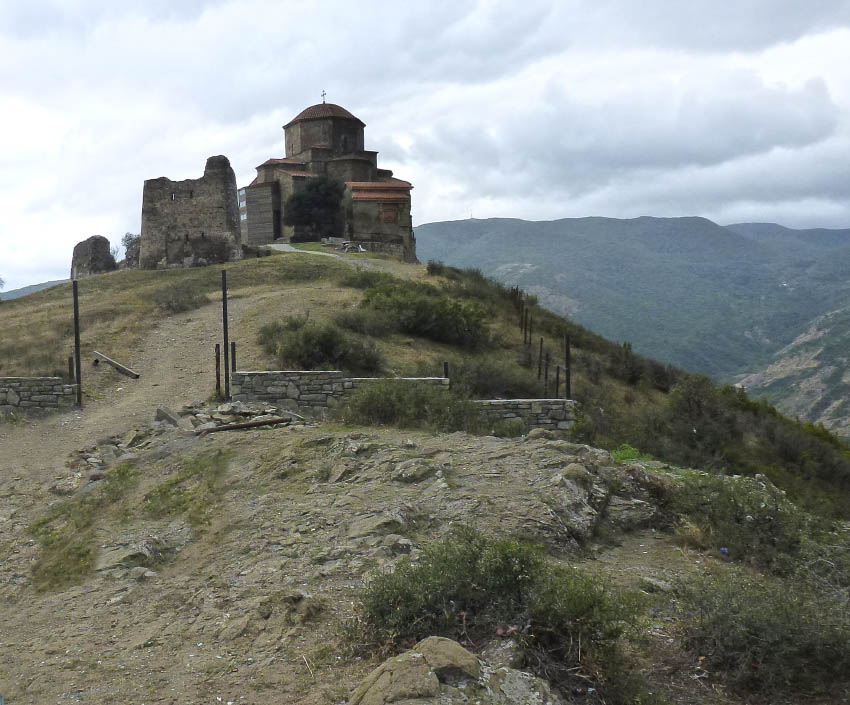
xmin=68 ymin=355 xmax=75 ymax=382
xmin=231 ymin=341 xmax=237 ymax=373
xmin=565 ymin=333 xmax=572 ymax=399
xmin=544 ymin=352 xmax=550 ymax=395
xmin=215 ymin=344 xmax=221 ymax=396
xmin=555 ymin=364 xmax=560 ymax=398
xmin=537 ymin=337 xmax=543 ymax=379
xmin=528 ymin=314 xmax=533 ymax=347
xmin=443 ymin=361 xmax=449 ymax=379
xmin=72 ymin=280 xmax=82 ymax=406
xmin=519 ymin=300 xmax=524 ymax=330
xmin=221 ymin=270 xmax=230 ymax=401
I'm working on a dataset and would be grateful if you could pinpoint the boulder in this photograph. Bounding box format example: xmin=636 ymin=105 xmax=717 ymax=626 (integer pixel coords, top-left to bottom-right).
xmin=71 ymin=235 xmax=117 ymax=279
xmin=348 ymin=636 xmax=566 ymax=705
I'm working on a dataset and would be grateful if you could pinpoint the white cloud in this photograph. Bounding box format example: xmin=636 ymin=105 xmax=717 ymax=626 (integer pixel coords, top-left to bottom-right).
xmin=1 ymin=0 xmax=850 ymax=289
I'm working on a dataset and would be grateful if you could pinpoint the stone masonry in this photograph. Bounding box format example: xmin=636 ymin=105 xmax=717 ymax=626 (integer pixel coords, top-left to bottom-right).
xmin=70 ymin=235 xmax=117 ymax=279
xmin=473 ymin=398 xmax=576 ymax=431
xmin=231 ymin=370 xmax=577 ymax=430
xmin=140 ymin=155 xmax=241 ymax=269
xmin=0 ymin=377 xmax=77 ymax=414
xmin=231 ymin=371 xmax=448 ymax=414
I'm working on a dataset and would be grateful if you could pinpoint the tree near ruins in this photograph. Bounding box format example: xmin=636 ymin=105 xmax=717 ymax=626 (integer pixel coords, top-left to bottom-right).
xmin=283 ymin=176 xmax=344 ymax=241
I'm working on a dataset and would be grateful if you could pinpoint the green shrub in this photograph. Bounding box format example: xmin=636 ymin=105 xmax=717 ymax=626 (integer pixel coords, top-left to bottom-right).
xmin=670 ymin=472 xmax=809 ymax=570
xmin=336 ymin=379 xmax=483 ymax=433
xmin=258 ymin=318 xmax=383 ymax=374
xmin=333 ymin=308 xmax=397 ymax=337
xmin=611 ymin=444 xmax=653 ymax=462
xmin=354 ymin=527 xmax=650 ymax=703
xmin=680 ymin=568 xmax=850 ymax=695
xmin=363 ymin=283 xmax=489 ymax=348
xmin=449 ymin=354 xmax=541 ymax=398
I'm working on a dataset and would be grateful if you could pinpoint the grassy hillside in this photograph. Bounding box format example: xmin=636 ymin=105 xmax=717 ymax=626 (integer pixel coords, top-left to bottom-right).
xmin=4 ymin=251 xmax=849 ymax=518
xmin=416 ymin=217 xmax=850 ymax=390
xmin=4 ymin=252 xmax=850 ymax=703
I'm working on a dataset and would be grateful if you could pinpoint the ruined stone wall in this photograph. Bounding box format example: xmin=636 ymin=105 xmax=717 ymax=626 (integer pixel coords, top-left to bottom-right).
xmin=231 ymin=371 xmax=576 ymax=430
xmin=231 ymin=371 xmax=448 ymax=415
xmin=140 ymin=156 xmax=241 ymax=268
xmin=0 ymin=377 xmax=77 ymax=414
xmin=473 ymin=399 xmax=576 ymax=431
xmin=70 ymin=235 xmax=117 ymax=279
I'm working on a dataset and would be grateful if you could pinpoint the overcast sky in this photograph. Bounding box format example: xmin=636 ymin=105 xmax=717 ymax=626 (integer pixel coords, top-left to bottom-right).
xmin=2 ymin=0 xmax=850 ymax=290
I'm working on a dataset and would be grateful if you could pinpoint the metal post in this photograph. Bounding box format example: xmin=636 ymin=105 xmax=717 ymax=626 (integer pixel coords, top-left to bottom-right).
xmin=443 ymin=361 xmax=449 ymax=379
xmin=544 ymin=352 xmax=550 ymax=396
xmin=221 ymin=270 xmax=230 ymax=401
xmin=72 ymin=280 xmax=82 ymax=406
xmin=537 ymin=337 xmax=543 ymax=379
xmin=519 ymin=300 xmax=524 ymax=330
xmin=565 ymin=333 xmax=572 ymax=399
xmin=68 ymin=355 xmax=75 ymax=382
xmin=231 ymin=341 xmax=237 ymax=373
xmin=215 ymin=344 xmax=221 ymax=396
xmin=555 ymin=364 xmax=560 ymax=398
xmin=528 ymin=314 xmax=533 ymax=347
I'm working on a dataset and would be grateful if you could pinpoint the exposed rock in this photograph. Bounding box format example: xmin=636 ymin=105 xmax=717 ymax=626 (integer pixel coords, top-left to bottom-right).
xmin=348 ymin=636 xmax=565 ymax=705
xmin=71 ymin=235 xmax=117 ymax=279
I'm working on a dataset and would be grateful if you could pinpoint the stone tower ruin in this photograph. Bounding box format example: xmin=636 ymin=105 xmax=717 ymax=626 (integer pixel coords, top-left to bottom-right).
xmin=139 ymin=156 xmax=241 ymax=269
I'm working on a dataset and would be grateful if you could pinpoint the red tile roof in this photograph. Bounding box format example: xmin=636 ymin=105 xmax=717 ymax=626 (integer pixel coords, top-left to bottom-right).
xmin=350 ymin=191 xmax=411 ymax=202
xmin=284 ymin=103 xmax=364 ymax=128
xmin=346 ymin=178 xmax=412 ymax=190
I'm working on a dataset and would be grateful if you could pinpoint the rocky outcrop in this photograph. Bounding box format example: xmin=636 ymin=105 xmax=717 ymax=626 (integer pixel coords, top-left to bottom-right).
xmin=348 ymin=636 xmax=565 ymax=705
xmin=70 ymin=235 xmax=117 ymax=279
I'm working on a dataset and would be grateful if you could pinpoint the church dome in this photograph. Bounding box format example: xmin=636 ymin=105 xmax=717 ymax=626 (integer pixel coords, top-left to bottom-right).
xmin=284 ymin=103 xmax=364 ymax=128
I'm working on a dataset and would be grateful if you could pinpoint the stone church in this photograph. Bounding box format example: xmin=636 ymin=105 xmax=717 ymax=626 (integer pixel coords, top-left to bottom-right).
xmin=240 ymin=102 xmax=416 ymax=262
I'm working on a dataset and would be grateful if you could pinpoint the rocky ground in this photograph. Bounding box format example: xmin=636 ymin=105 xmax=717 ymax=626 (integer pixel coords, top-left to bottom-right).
xmin=0 ymin=399 xmax=732 ymax=705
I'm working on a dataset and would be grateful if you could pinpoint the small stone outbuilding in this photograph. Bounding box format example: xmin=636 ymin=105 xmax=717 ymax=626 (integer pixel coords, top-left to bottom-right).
xmin=139 ymin=155 xmax=241 ymax=269
xmin=70 ymin=235 xmax=117 ymax=279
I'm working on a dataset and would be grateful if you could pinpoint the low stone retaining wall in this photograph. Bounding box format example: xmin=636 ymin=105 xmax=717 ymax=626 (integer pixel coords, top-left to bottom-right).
xmin=0 ymin=377 xmax=78 ymax=414
xmin=231 ymin=371 xmax=449 ymax=413
xmin=473 ymin=398 xmax=577 ymax=431
xmin=232 ymin=371 xmax=577 ymax=430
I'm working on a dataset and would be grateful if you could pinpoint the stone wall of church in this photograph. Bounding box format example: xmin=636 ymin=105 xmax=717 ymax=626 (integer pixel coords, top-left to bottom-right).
xmin=347 ymin=199 xmax=417 ymax=261
xmin=140 ymin=156 xmax=241 ymax=268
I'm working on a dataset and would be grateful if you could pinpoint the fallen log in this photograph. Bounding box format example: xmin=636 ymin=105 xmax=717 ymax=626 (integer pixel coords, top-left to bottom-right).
xmin=92 ymin=351 xmax=140 ymax=379
xmin=196 ymin=417 xmax=292 ymax=435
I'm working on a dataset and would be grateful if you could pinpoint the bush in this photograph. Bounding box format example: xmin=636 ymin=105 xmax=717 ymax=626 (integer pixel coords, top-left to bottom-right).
xmin=448 ymin=354 xmax=541 ymax=398
xmin=336 ymin=379 xmax=483 ymax=433
xmin=333 ymin=308 xmax=397 ymax=337
xmin=259 ymin=317 xmax=383 ymax=374
xmin=680 ymin=568 xmax=850 ymax=695
xmin=363 ymin=282 xmax=489 ymax=348
xmin=669 ymin=472 xmax=809 ymax=570
xmin=353 ymin=527 xmax=649 ymax=703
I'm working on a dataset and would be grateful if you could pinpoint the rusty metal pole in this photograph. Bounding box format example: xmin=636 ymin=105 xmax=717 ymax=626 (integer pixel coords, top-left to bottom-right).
xmin=565 ymin=333 xmax=572 ymax=399
xmin=231 ymin=341 xmax=237 ymax=373
xmin=544 ymin=352 xmax=550 ymax=396
xmin=537 ymin=337 xmax=543 ymax=379
xmin=72 ymin=280 xmax=82 ymax=406
xmin=221 ymin=270 xmax=230 ymax=401
xmin=528 ymin=314 xmax=533 ymax=347
xmin=215 ymin=344 xmax=221 ymax=396
xmin=555 ymin=364 xmax=560 ymax=398
xmin=443 ymin=361 xmax=449 ymax=379
xmin=68 ymin=355 xmax=75 ymax=382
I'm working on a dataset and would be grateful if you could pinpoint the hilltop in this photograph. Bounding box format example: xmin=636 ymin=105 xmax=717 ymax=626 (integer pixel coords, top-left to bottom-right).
xmin=417 ymin=216 xmax=850 ymax=431
xmin=1 ymin=248 xmax=849 ymax=704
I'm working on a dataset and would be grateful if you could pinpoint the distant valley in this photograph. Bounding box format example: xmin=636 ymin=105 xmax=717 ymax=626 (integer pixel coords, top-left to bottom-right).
xmin=417 ymin=217 xmax=850 ymax=432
